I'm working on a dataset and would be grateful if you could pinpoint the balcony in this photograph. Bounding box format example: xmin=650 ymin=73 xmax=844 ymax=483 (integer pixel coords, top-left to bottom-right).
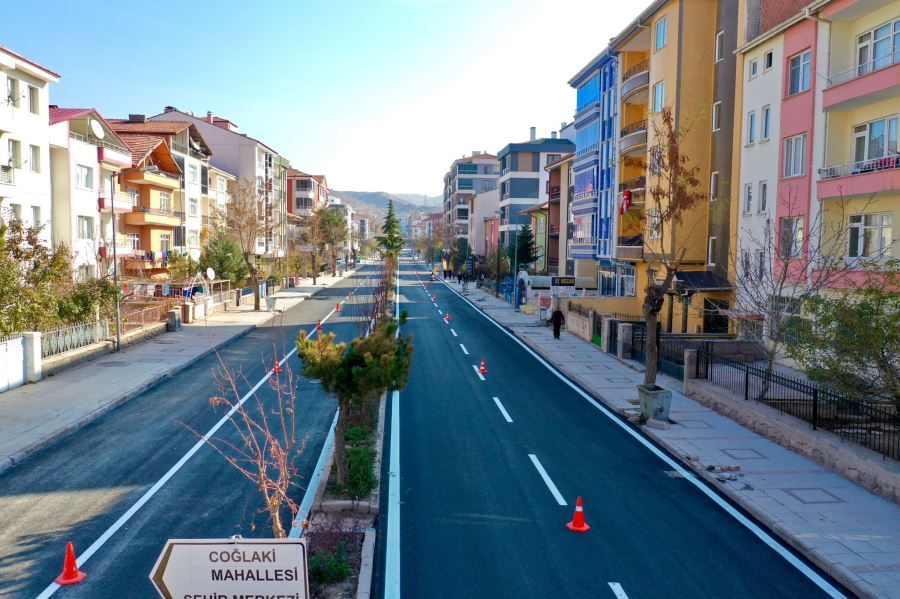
xmin=0 ymin=165 xmax=13 ymax=186
xmin=817 ymin=156 xmax=900 ymax=199
xmin=124 ymin=256 xmax=168 ymax=270
xmin=621 ymin=60 xmax=650 ymax=105
xmin=123 ymin=206 xmax=181 ymax=227
xmin=616 ymin=235 xmax=644 ymax=261
xmin=618 ymin=176 xmax=646 ymax=192
xmin=123 ymin=169 xmax=181 ymax=190
xmin=619 ymin=120 xmax=648 ymax=157
xmin=824 ymin=56 xmax=900 ymax=111
xmin=98 ymin=191 xmax=133 ymax=213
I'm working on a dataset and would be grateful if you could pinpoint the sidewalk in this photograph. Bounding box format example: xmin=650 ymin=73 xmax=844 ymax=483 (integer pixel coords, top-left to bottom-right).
xmin=446 ymin=278 xmax=900 ymax=599
xmin=0 ymin=270 xmax=358 ymax=476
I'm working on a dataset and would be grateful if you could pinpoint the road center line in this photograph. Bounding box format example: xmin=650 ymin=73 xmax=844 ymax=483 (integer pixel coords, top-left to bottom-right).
xmin=492 ymin=397 xmax=513 ymax=423
xmin=528 ymin=454 xmax=567 ymax=506
xmin=471 ymin=364 xmax=485 ymax=381
xmin=433 ymin=302 xmax=438 ymax=307
xmin=608 ymin=582 xmax=629 ymax=598
xmin=450 ymin=328 xmax=457 ymax=337
xmin=459 ymin=344 xmax=469 ymax=355
xmin=437 ymin=309 xmax=442 ymax=315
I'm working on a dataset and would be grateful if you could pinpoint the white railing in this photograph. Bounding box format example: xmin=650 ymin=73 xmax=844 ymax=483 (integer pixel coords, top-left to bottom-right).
xmin=818 ymin=155 xmax=899 ymax=180
xmin=41 ymin=319 xmax=110 ymax=358
xmin=69 ymin=131 xmax=130 ymax=155
xmin=828 ymin=54 xmax=899 ymax=88
xmin=0 ymin=165 xmax=13 ymax=185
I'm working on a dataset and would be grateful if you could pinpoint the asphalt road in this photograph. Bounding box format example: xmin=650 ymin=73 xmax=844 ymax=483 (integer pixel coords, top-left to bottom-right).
xmin=378 ymin=261 xmax=847 ymax=598
xmin=0 ymin=264 xmax=381 ymax=598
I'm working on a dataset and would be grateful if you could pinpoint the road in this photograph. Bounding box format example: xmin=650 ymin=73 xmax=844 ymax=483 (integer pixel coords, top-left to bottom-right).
xmin=0 ymin=264 xmax=381 ymax=598
xmin=378 ymin=261 xmax=848 ymax=598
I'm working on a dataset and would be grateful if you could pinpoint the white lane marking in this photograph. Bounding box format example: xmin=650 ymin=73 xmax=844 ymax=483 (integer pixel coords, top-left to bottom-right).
xmin=433 ymin=302 xmax=438 ymax=307
xmin=492 ymin=397 xmax=513 ymax=423
xmin=450 ymin=328 xmax=457 ymax=337
xmin=608 ymin=582 xmax=629 ymax=598
xmin=471 ymin=364 xmax=485 ymax=381
xmin=35 ymin=308 xmax=339 ymax=599
xmin=439 ymin=279 xmax=846 ymax=599
xmin=437 ymin=309 xmax=442 ymax=315
xmin=528 ymin=454 xmax=567 ymax=506
xmin=459 ymin=344 xmax=469 ymax=355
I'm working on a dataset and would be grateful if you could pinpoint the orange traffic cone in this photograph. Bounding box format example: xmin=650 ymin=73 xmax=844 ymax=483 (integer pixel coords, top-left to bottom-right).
xmin=316 ymin=319 xmax=322 ymax=332
xmin=336 ymin=302 xmax=341 ymax=312
xmin=431 ymin=295 xmax=436 ymax=301
xmin=566 ymin=497 xmax=591 ymax=533
xmin=444 ymin=312 xmax=450 ymax=323
xmin=273 ymin=357 xmax=282 ymax=374
xmin=55 ymin=541 xmax=86 ymax=585
xmin=479 ymin=358 xmax=488 ymax=374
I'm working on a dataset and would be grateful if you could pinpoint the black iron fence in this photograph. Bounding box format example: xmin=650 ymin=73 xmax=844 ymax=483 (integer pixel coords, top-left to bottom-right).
xmin=630 ymin=324 xmax=714 ymax=380
xmin=697 ymin=347 xmax=899 ymax=461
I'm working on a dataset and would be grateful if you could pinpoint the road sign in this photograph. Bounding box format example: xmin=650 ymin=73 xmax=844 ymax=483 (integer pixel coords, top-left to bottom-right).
xmin=296 ymin=245 xmax=316 ymax=253
xmin=150 ymin=538 xmax=310 ymax=599
xmin=550 ymin=276 xmax=576 ymax=297
xmin=466 ymin=255 xmax=475 ymax=276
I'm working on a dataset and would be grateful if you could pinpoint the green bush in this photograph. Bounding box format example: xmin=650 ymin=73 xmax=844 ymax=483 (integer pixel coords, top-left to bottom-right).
xmin=344 ymin=426 xmax=369 ymax=445
xmin=308 ymin=541 xmax=350 ymax=584
xmin=346 ymin=446 xmax=376 ymax=498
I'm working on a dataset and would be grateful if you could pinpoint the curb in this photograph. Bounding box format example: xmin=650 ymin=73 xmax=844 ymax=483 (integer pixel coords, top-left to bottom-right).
xmin=0 ymin=270 xmax=361 ymax=477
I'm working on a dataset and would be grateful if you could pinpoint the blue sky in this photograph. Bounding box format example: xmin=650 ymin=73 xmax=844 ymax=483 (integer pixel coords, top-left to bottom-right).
xmin=7 ymin=0 xmax=636 ymax=198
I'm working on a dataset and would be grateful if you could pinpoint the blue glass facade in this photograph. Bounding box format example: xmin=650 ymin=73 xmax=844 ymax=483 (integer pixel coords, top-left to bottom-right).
xmin=570 ymin=50 xmax=617 ymax=262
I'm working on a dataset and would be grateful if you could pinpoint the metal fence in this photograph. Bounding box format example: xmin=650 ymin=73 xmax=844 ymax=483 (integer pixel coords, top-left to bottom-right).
xmin=697 ymin=347 xmax=900 ymax=461
xmin=120 ymin=306 xmax=163 ymax=333
xmin=41 ymin=320 xmax=110 ymax=358
xmin=630 ymin=325 xmax=714 ymax=381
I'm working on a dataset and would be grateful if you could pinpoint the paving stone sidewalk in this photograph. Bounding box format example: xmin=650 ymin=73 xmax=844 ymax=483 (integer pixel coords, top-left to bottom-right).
xmin=0 ymin=269 xmax=359 ymax=476
xmin=446 ymin=277 xmax=900 ymax=599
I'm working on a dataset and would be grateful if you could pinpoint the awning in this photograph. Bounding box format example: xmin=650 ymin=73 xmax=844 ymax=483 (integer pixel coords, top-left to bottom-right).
xmin=673 ymin=270 xmax=733 ymax=292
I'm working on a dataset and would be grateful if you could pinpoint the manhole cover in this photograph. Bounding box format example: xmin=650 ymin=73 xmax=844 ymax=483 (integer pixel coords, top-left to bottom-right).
xmin=98 ymin=361 xmax=127 ymax=367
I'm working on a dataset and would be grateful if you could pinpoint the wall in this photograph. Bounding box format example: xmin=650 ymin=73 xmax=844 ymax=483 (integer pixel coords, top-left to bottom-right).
xmin=68 ymin=138 xmax=102 ymax=274
xmin=760 ymin=0 xmax=808 ymax=33
xmin=469 ymin=188 xmax=499 ymax=258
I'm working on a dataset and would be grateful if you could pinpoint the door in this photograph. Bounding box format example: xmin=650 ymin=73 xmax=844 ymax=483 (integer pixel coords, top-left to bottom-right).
xmin=703 ymin=299 xmax=730 ymax=334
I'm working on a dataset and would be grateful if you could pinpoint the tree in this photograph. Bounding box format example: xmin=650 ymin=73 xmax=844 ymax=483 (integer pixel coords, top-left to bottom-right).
xmin=376 ymin=200 xmax=405 ymax=257
xmin=515 ymin=223 xmax=538 ymax=270
xmin=227 ymin=179 xmax=267 ymax=310
xmin=200 ymin=227 xmax=250 ymax=286
xmin=314 ymin=208 xmax=348 ymax=276
xmin=303 ymin=209 xmax=331 ymax=285
xmin=296 ymin=317 xmax=413 ymax=486
xmin=167 ymin=251 xmax=199 ymax=282
xmin=635 ymin=107 xmax=707 ymax=387
xmin=786 ymin=270 xmax=900 ymax=411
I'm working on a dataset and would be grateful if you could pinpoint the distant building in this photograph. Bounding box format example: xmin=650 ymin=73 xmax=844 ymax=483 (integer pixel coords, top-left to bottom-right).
xmin=287 ymin=169 xmax=328 ymax=218
xmin=358 ymin=217 xmax=370 ymax=240
xmin=327 ymin=196 xmax=356 ymax=263
xmin=442 ymin=152 xmax=499 ymax=248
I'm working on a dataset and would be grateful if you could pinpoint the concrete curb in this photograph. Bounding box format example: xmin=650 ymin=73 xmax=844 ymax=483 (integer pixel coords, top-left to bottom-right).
xmin=0 ymin=270 xmax=360 ymax=477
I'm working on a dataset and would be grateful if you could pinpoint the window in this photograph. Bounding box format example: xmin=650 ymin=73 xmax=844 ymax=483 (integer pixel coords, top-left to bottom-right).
xmin=647 ymin=208 xmax=661 ymax=239
xmin=28 ymin=86 xmax=38 ymax=114
xmin=77 ymin=215 xmax=94 ymax=240
xmin=764 ymin=50 xmax=774 ymax=71
xmin=127 ymin=233 xmax=140 ymax=251
xmin=759 ymin=181 xmax=768 ymax=212
xmin=649 ymin=145 xmax=664 ymax=175
xmin=749 ymin=58 xmax=759 ymax=78
xmin=32 ymin=205 xmax=40 ymax=226
xmin=783 ymin=134 xmax=806 ymax=177
xmin=10 ymin=203 xmax=21 ymax=218
xmin=77 ymin=265 xmax=95 ymax=282
xmin=655 ymin=16 xmax=668 ymax=50
xmin=159 ymin=191 xmax=171 ymax=212
xmin=217 ymin=176 xmax=227 ymax=193
xmin=744 ymin=183 xmax=753 ymax=213
xmin=852 ymin=116 xmax=899 ymax=162
xmin=779 ymin=217 xmax=803 ymax=258
xmin=546 ymin=154 xmax=561 ymax=166
xmin=29 ymin=145 xmax=40 ymax=173
xmin=127 ymin=187 xmax=140 ymax=206
xmin=856 ymin=19 xmax=899 ymax=75
xmin=715 ymin=31 xmax=725 ymax=62
xmin=6 ymin=77 xmax=19 ymax=107
xmin=761 ymin=105 xmax=771 ymax=140
xmin=712 ymin=101 xmax=722 ymax=131
xmin=159 ymin=233 xmax=171 ymax=254
xmin=189 ymin=197 xmax=199 ymax=217
xmin=747 ymin=111 xmax=757 ymax=144
xmin=652 ymin=81 xmax=665 ymax=113
xmin=788 ymin=51 xmax=811 ymax=95
xmin=188 ymin=229 xmax=200 ymax=248
xmin=757 ymin=250 xmax=766 ymax=278
xmin=710 ymin=171 xmax=720 ymax=200
xmin=8 ymin=139 xmax=21 ymax=168
xmin=708 ymin=236 xmax=717 ymax=265
xmin=742 ymin=250 xmax=752 ymax=276
xmin=188 ymin=164 xmax=198 ymax=184
xmin=256 ymin=149 xmax=264 ymax=169
xmin=75 ymin=164 xmax=93 ymax=189
xmin=848 ymin=213 xmax=892 ymax=260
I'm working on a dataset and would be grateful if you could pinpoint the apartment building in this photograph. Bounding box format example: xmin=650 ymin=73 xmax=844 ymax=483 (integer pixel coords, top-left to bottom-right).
xmin=359 ymin=218 xmax=371 ymax=240
xmin=568 ymin=49 xmax=619 ymax=283
xmin=496 ymin=130 xmax=574 ymax=255
xmin=109 ymin=116 xmax=213 ymax=261
xmin=287 ymin=169 xmax=328 ymax=218
xmin=150 ymin=108 xmax=289 ymax=260
xmin=543 ymin=154 xmax=573 ymax=276
xmin=468 ymin=186 xmax=500 ymax=259
xmin=48 ymin=108 xmax=132 ymax=280
xmin=327 ymin=196 xmax=355 ymax=264
xmin=0 ymin=47 xmax=60 ymax=244
xmin=442 ymin=152 xmax=499 ymax=247
xmin=202 ymin=164 xmax=235 ymax=236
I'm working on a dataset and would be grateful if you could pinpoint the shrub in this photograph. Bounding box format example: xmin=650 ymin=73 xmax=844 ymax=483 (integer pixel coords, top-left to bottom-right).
xmin=344 ymin=426 xmax=369 ymax=445
xmin=346 ymin=446 xmax=376 ymax=498
xmin=308 ymin=541 xmax=350 ymax=584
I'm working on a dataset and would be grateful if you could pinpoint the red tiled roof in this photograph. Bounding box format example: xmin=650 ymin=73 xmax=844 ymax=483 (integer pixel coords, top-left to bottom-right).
xmin=0 ymin=45 xmax=60 ymax=79
xmin=108 ymin=120 xmax=191 ymax=135
xmin=117 ymin=133 xmax=164 ymax=164
xmin=311 ymin=175 xmax=326 ymax=184
xmin=287 ymin=168 xmax=311 ymax=177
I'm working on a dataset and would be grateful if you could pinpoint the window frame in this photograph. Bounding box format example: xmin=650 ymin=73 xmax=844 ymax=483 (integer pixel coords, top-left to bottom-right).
xmin=8 ymin=139 xmax=21 ymax=168
xmin=29 ymin=144 xmax=40 ymax=173
xmin=710 ymin=171 xmax=720 ymax=201
xmin=783 ymin=133 xmax=807 ymax=178
xmin=187 ymin=163 xmax=199 ymax=185
xmin=708 ymin=236 xmax=717 ymax=266
xmin=647 ymin=208 xmax=662 ymax=239
xmin=852 ymin=115 xmax=899 ymax=162
xmin=749 ymin=58 xmax=759 ymax=79
xmin=747 ymin=110 xmax=757 ymax=144
xmin=189 ymin=197 xmax=199 ymax=217
xmin=744 ymin=182 xmax=753 ymax=213
xmin=75 ymin=163 xmax=94 ymax=189
xmin=848 ymin=212 xmax=892 ymax=260
xmin=159 ymin=191 xmax=171 ymax=212
xmin=655 ymin=16 xmax=668 ymax=51
xmin=788 ymin=50 xmax=811 ymax=95
xmin=77 ymin=215 xmax=95 ymax=240
xmin=779 ymin=216 xmax=804 ymax=258
xmin=27 ymin=85 xmax=38 ymax=114
xmin=715 ymin=31 xmax=725 ymax=62
xmin=764 ymin=50 xmax=774 ymax=71
xmin=712 ymin=101 xmax=722 ymax=132
xmin=758 ymin=181 xmax=768 ymax=213
xmin=652 ymin=81 xmax=665 ymax=113
xmin=32 ymin=205 xmax=40 ymax=226
xmin=761 ymin=105 xmax=771 ymax=140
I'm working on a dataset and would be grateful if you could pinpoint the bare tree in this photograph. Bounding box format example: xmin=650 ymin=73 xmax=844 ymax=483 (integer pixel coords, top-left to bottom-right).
xmin=227 ymin=179 xmax=268 ymax=310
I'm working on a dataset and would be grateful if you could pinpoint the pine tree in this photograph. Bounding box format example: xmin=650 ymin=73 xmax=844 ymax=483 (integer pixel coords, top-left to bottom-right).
xmin=515 ymin=223 xmax=538 ymax=268
xmin=376 ymin=200 xmax=405 ymax=257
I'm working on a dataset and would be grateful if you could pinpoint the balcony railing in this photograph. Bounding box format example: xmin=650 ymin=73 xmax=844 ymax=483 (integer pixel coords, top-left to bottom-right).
xmin=69 ymin=131 xmax=130 ymax=155
xmin=622 ymin=59 xmax=650 ymax=82
xmin=828 ymin=54 xmax=900 ymax=88
xmin=818 ymin=156 xmax=899 ymax=180
xmin=0 ymin=165 xmax=13 ymax=185
xmin=618 ymin=176 xmax=647 ymax=192
xmin=620 ymin=120 xmax=648 ymax=138
xmin=617 ymin=234 xmax=643 ymax=247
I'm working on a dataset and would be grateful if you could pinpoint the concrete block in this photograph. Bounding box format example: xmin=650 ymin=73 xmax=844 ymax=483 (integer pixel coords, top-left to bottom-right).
xmin=22 ymin=332 xmax=41 ymax=383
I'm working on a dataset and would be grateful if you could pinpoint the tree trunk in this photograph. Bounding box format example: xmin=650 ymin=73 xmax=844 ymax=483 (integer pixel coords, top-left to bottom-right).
xmin=333 ymin=405 xmax=349 ymax=485
xmin=644 ymin=310 xmax=659 ymax=386
xmin=311 ymin=254 xmax=318 ymax=285
xmin=250 ymin=272 xmax=261 ymax=311
xmin=331 ymin=247 xmax=337 ymax=277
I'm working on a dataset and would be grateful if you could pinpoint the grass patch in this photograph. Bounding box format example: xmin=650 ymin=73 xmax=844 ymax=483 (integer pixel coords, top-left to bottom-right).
xmin=308 ymin=540 xmax=351 ymax=584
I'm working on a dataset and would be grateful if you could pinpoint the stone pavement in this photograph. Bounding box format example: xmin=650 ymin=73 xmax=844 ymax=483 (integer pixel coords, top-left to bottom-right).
xmin=0 ymin=269 xmax=359 ymax=476
xmin=444 ymin=277 xmax=900 ymax=599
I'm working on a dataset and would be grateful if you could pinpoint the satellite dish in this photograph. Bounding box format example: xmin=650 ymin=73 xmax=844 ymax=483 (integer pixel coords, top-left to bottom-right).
xmin=89 ymin=119 xmax=106 ymax=139
xmin=206 ymin=267 xmax=215 ymax=280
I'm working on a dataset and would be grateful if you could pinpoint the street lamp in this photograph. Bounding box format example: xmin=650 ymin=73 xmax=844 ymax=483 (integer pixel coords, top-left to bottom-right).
xmin=109 ymin=165 xmax=158 ymax=351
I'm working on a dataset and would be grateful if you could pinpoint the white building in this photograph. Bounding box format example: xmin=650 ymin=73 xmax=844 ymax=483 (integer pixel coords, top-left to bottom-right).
xmin=0 ymin=47 xmax=60 ymax=245
xmin=468 ymin=187 xmax=499 ymax=258
xmin=150 ymin=107 xmax=288 ymax=259
xmin=48 ymin=108 xmax=132 ymax=280
xmin=358 ymin=218 xmax=370 ymax=240
xmin=327 ymin=196 xmax=356 ymax=263
xmin=442 ymin=152 xmax=499 ymax=245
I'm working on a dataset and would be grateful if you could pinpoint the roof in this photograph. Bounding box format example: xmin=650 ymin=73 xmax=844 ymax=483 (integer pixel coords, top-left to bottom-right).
xmin=149 ymin=108 xmax=282 ymax=156
xmin=108 ymin=120 xmax=212 ymax=156
xmin=117 ymin=133 xmax=164 ymax=165
xmin=0 ymin=45 xmax=61 ymax=79
xmin=497 ymin=138 xmax=574 ymax=159
xmin=568 ymin=47 xmax=617 ymax=87
xmin=608 ymin=0 xmax=670 ymax=50
xmin=49 ymin=107 xmax=132 ymax=152
xmin=521 ymin=202 xmax=549 ymax=215
xmin=674 ymin=270 xmax=733 ymax=292
xmin=545 ymin=152 xmax=575 ymax=170
xmin=287 ymin=168 xmax=310 ymax=177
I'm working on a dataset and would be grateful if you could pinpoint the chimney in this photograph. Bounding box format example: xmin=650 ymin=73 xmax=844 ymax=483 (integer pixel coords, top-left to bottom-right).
xmin=561 ymin=122 xmax=566 ymax=131
xmin=128 ymin=114 xmax=146 ymax=123
xmin=164 ymin=106 xmax=176 ymax=113
xmin=551 ymin=131 xmax=558 ymax=139
xmin=206 ymin=111 xmax=214 ymax=123
xmin=529 ymin=127 xmax=536 ymax=141
xmin=473 ymin=150 xmax=482 ymax=156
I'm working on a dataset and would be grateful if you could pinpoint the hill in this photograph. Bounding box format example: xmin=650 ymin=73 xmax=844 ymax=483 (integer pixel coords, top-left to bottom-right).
xmin=332 ymin=191 xmax=437 ymax=215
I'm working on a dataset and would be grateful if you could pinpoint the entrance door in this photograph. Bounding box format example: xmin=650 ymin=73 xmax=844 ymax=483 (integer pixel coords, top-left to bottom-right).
xmin=703 ymin=299 xmax=730 ymax=334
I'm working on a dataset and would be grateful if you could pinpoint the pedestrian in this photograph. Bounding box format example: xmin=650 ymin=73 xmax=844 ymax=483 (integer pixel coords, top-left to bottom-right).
xmin=550 ymin=306 xmax=564 ymax=340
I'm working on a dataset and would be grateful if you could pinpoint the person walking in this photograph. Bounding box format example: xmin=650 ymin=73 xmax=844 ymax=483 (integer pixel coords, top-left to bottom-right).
xmin=550 ymin=306 xmax=565 ymax=340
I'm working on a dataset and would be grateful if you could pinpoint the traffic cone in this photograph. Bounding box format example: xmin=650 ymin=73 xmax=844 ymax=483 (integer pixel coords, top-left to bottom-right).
xmin=273 ymin=357 xmax=282 ymax=374
xmin=479 ymin=358 xmax=488 ymax=374
xmin=444 ymin=312 xmax=450 ymax=323
xmin=566 ymin=497 xmax=591 ymax=533
xmin=55 ymin=541 xmax=86 ymax=585
xmin=316 ymin=319 xmax=322 ymax=332
xmin=336 ymin=302 xmax=341 ymax=312
xmin=431 ymin=295 xmax=436 ymax=301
